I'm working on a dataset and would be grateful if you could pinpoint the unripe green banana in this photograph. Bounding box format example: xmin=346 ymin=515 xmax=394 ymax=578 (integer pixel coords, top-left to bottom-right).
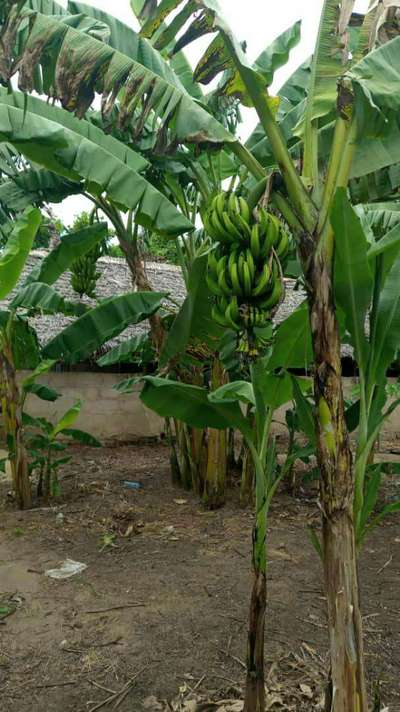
xmin=258 ymin=278 xmax=283 ymax=310
xmin=225 ymin=297 xmax=241 ymax=331
xmin=215 ymin=192 xmax=227 ymax=220
xmin=245 ymin=249 xmax=256 ymax=282
xmin=207 ymin=250 xmax=219 ymax=277
xmin=212 ymin=305 xmax=229 ymax=328
xmin=222 ymin=211 xmax=244 ymax=242
xmin=236 ymin=214 xmax=252 ymax=241
xmin=206 ymin=272 xmax=224 ymax=297
xmin=276 ymin=228 xmax=289 ymax=259
xmin=228 ymin=192 xmax=239 ymax=216
xmin=217 ymin=258 xmax=232 ymax=296
xmin=252 ymin=262 xmax=271 ymax=297
xmin=229 ymin=261 xmax=243 ymax=296
xmin=242 ymin=262 xmax=252 ymax=297
xmin=250 ymin=224 xmax=261 ymax=261
xmin=203 ymin=211 xmax=219 ymax=241
xmin=238 ymin=196 xmax=250 ymax=224
xmin=211 ymin=211 xmax=235 ymax=244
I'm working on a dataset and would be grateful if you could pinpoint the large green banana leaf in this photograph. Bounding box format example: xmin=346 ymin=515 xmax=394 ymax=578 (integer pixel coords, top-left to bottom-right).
xmin=332 ymin=189 xmax=373 ymax=374
xmin=96 ymin=334 xmax=149 ymax=367
xmin=368 ymin=253 xmax=400 ymax=387
xmin=0 ymin=97 xmax=193 ymax=236
xmin=0 ymin=205 xmax=41 ymax=299
xmin=297 ymin=0 xmax=355 ymax=134
xmin=42 ymin=292 xmax=166 ymax=363
xmin=267 ymin=303 xmax=313 ymax=370
xmin=3 ymin=7 xmax=234 ymax=150
xmin=140 ymin=376 xmax=253 ymax=440
xmin=11 ymin=282 xmax=89 ymax=317
xmin=350 ymin=35 xmax=400 ymax=121
xmin=159 ymin=249 xmax=220 ymax=367
xmin=0 ymin=90 xmax=147 ymax=174
xmin=24 ymin=222 xmax=108 ymax=286
xmin=0 ymin=167 xmax=81 ymax=213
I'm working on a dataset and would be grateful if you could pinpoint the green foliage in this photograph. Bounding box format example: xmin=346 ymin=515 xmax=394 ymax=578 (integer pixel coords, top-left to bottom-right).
xmin=147 ymin=232 xmax=179 ymax=264
xmin=43 ymin=292 xmax=166 ymax=364
xmin=0 ymin=206 xmax=41 ymax=299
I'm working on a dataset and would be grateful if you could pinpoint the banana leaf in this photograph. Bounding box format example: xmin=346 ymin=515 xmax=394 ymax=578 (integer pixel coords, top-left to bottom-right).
xmin=0 ymin=96 xmax=193 ymax=236
xmin=4 ymin=8 xmax=234 ymax=149
xmin=96 ymin=334 xmax=149 ymax=367
xmin=42 ymin=292 xmax=166 ymax=363
xmin=24 ymin=382 xmax=60 ymax=401
xmin=11 ymin=282 xmax=89 ymax=317
xmin=140 ymin=375 xmax=253 ymax=440
xmin=67 ymin=1 xmax=187 ymax=92
xmin=159 ymin=250 xmax=219 ymax=367
xmin=0 ymin=205 xmax=41 ymax=299
xmin=62 ymin=428 xmax=101 ymax=447
xmin=267 ymin=302 xmax=313 ymax=370
xmin=51 ymin=401 xmax=82 ymax=437
xmin=368 ymin=252 xmax=400 ymax=387
xmin=0 ymin=310 xmax=40 ymax=369
xmin=0 ymin=168 xmax=81 ymax=213
xmin=332 ymin=189 xmax=373 ymax=374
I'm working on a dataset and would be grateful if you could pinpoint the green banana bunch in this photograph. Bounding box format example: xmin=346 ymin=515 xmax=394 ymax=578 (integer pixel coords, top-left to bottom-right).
xmin=71 ymin=246 xmax=101 ymax=299
xmin=203 ymin=191 xmax=290 ymax=353
xmin=203 ymin=191 xmax=252 ymax=245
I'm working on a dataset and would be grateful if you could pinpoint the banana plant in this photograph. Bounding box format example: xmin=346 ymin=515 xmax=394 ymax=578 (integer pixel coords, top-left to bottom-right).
xmin=24 ymin=400 xmax=101 ymax=500
xmin=332 ymin=189 xmax=400 ymax=548
xmin=0 ymin=205 xmax=41 ymax=509
xmin=136 ymin=1 xmax=400 ymax=709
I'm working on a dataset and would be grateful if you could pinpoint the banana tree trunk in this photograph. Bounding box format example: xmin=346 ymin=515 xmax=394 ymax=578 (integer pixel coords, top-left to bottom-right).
xmin=308 ymin=255 xmax=368 ymax=711
xmin=240 ymin=441 xmax=255 ymax=504
xmin=202 ymin=358 xmax=227 ymax=509
xmin=0 ymin=346 xmax=31 ymax=509
xmin=203 ymin=426 xmax=226 ymax=509
xmin=118 ymin=237 xmax=165 ymax=353
xmin=244 ymin=570 xmax=267 ymax=711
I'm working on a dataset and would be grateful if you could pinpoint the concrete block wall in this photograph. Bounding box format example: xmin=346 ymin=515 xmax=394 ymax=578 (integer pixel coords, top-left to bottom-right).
xmin=4 ymin=372 xmax=400 ymax=445
xmin=19 ymin=372 xmax=163 ymax=442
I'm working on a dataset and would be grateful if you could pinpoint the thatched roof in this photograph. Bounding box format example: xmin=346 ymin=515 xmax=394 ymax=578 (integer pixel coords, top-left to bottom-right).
xmin=2 ymin=250 xmax=310 ymax=363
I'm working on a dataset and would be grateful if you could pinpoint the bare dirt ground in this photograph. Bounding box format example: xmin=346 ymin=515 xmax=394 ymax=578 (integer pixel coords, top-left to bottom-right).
xmin=0 ymin=442 xmax=399 ymax=711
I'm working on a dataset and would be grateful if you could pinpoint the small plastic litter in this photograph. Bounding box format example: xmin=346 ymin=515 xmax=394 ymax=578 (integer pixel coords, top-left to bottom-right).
xmin=45 ymin=559 xmax=87 ymax=580
xmin=55 ymin=512 xmax=64 ymax=526
xmin=122 ymin=481 xmax=142 ymax=490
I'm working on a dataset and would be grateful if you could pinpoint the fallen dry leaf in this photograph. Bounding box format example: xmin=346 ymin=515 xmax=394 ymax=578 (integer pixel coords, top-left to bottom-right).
xmin=299 ymin=683 xmax=313 ymax=699
xmin=143 ymin=696 xmax=163 ymax=710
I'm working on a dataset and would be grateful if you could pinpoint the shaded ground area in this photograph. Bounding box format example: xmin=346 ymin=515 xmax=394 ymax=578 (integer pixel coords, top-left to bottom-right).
xmin=0 ymin=443 xmax=399 ymax=711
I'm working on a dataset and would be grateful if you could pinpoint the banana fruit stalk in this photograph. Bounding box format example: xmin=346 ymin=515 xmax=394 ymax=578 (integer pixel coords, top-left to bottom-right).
xmin=203 ymin=190 xmax=290 ymax=352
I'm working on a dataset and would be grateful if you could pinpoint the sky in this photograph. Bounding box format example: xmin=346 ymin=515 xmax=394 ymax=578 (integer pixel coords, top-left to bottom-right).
xmin=53 ymin=0 xmax=370 ymax=225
